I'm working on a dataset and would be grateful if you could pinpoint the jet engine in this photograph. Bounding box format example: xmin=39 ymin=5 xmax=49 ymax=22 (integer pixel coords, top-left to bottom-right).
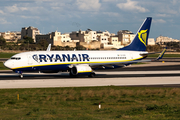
xmin=70 ymin=64 xmax=92 ymax=75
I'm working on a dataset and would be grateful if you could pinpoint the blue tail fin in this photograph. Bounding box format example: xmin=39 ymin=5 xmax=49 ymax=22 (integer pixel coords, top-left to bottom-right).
xmin=118 ymin=17 xmax=152 ymax=51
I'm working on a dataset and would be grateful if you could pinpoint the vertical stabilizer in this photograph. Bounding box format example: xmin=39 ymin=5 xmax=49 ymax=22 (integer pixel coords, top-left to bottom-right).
xmin=118 ymin=17 xmax=152 ymax=51
xmin=46 ymin=44 xmax=51 ymax=51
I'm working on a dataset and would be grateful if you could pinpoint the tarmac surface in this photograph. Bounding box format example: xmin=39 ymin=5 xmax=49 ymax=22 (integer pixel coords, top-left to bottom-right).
xmin=0 ymin=60 xmax=180 ymax=88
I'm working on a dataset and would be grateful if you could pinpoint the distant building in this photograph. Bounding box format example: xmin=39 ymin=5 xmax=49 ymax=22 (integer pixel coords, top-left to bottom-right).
xmin=1 ymin=31 xmax=21 ymax=42
xmin=117 ymin=30 xmax=135 ymax=46
xmin=36 ymin=31 xmax=76 ymax=47
xmin=109 ymin=36 xmax=123 ymax=49
xmin=84 ymin=29 xmax=97 ymax=43
xmin=156 ymin=36 xmax=179 ymax=45
xmin=70 ymin=30 xmax=83 ymax=42
xmin=96 ymin=30 xmax=111 ymax=37
xmin=70 ymin=29 xmax=97 ymax=43
xmin=70 ymin=29 xmax=124 ymax=49
xmin=36 ymin=31 xmax=61 ymax=46
xmin=61 ymin=33 xmax=72 ymax=42
xmin=148 ymin=38 xmax=155 ymax=46
xmin=21 ymin=26 xmax=40 ymax=42
xmin=98 ymin=35 xmax=109 ymax=45
xmin=96 ymin=30 xmax=123 ymax=49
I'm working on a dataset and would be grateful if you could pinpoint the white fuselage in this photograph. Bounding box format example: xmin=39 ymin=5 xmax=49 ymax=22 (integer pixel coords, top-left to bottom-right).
xmin=4 ymin=50 xmax=147 ymax=72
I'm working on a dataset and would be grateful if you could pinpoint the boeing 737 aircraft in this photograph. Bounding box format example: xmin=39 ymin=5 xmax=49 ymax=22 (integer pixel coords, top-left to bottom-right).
xmin=3 ymin=17 xmax=166 ymax=78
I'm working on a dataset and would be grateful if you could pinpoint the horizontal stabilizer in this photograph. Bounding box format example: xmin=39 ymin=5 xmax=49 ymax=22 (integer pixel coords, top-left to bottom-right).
xmin=156 ymin=47 xmax=167 ymax=60
xmin=140 ymin=48 xmax=167 ymax=56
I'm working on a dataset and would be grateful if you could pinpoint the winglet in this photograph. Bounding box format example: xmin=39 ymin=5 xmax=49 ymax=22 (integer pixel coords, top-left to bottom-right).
xmin=46 ymin=44 xmax=51 ymax=51
xmin=156 ymin=47 xmax=167 ymax=60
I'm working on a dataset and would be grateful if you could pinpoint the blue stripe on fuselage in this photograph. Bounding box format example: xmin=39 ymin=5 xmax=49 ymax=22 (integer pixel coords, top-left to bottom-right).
xmin=14 ymin=64 xmax=70 ymax=72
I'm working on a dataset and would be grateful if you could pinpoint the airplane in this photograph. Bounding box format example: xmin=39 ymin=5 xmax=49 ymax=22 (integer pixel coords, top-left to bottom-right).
xmin=3 ymin=17 xmax=166 ymax=78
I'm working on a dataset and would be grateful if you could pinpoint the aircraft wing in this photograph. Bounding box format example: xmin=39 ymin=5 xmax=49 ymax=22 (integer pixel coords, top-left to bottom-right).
xmin=90 ymin=59 xmax=151 ymax=68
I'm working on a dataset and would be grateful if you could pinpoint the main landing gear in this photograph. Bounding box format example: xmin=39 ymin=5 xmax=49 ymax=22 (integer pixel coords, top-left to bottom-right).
xmin=88 ymin=72 xmax=96 ymax=77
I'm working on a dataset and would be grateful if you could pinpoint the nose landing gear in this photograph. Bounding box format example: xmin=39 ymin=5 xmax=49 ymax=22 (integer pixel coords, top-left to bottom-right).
xmin=14 ymin=70 xmax=23 ymax=78
xmin=19 ymin=73 xmax=23 ymax=78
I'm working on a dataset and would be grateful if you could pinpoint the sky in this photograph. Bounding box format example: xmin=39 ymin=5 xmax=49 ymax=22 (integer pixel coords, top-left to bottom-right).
xmin=0 ymin=0 xmax=180 ymax=39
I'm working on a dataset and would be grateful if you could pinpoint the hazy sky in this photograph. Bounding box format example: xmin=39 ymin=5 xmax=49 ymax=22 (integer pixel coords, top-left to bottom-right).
xmin=0 ymin=0 xmax=180 ymax=39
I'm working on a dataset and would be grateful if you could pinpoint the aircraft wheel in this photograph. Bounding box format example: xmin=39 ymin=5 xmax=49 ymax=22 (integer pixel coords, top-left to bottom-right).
xmin=19 ymin=74 xmax=23 ymax=78
xmin=88 ymin=72 xmax=96 ymax=77
xmin=69 ymin=71 xmax=77 ymax=77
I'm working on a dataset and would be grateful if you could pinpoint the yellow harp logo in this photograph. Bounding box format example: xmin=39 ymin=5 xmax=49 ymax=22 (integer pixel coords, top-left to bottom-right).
xmin=138 ymin=29 xmax=148 ymax=46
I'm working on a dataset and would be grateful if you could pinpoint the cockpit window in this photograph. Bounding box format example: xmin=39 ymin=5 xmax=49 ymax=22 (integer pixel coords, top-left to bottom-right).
xmin=10 ymin=57 xmax=21 ymax=60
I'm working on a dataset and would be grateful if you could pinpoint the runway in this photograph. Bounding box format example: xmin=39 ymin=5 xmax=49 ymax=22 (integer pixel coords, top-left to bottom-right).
xmin=0 ymin=71 xmax=180 ymax=88
xmin=0 ymin=61 xmax=180 ymax=89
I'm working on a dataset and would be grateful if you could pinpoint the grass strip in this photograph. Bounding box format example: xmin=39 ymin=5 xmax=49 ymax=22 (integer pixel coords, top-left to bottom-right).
xmin=0 ymin=86 xmax=180 ymax=119
xmin=0 ymin=62 xmax=8 ymax=70
xmin=0 ymin=52 xmax=17 ymax=58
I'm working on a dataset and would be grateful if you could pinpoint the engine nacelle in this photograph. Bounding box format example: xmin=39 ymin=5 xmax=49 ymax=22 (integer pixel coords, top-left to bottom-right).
xmin=70 ymin=64 xmax=92 ymax=75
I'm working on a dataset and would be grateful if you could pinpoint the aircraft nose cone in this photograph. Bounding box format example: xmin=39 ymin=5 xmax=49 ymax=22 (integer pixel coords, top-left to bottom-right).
xmin=4 ymin=61 xmax=12 ymax=69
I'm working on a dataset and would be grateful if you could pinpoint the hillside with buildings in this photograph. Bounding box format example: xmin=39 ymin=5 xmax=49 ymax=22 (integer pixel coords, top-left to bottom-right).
xmin=156 ymin=36 xmax=180 ymax=45
xmin=0 ymin=26 xmax=157 ymax=50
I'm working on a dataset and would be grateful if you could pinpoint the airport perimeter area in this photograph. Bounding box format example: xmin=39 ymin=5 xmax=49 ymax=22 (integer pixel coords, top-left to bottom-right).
xmin=0 ymin=60 xmax=180 ymax=119
xmin=1 ymin=60 xmax=180 ymax=88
